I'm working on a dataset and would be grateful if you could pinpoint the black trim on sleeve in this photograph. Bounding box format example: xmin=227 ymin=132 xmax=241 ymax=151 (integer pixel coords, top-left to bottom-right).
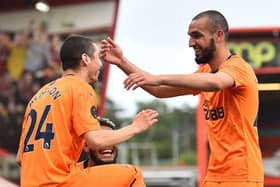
xmin=129 ymin=178 xmax=137 ymax=187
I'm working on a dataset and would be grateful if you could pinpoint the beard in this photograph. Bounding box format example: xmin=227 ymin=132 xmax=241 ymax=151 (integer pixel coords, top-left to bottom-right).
xmin=89 ymin=149 xmax=118 ymax=166
xmin=195 ymin=38 xmax=216 ymax=64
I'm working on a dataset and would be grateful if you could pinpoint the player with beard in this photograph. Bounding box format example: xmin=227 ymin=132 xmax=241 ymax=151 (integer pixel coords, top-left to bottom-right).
xmin=100 ymin=10 xmax=264 ymax=187
xmin=81 ymin=117 xmax=146 ymax=186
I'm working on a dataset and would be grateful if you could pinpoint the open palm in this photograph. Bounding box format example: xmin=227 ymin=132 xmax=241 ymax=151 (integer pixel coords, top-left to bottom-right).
xmin=100 ymin=37 xmax=123 ymax=66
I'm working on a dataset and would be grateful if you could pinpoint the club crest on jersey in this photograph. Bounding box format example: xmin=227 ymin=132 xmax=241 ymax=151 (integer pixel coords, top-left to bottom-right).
xmin=90 ymin=106 xmax=98 ymax=118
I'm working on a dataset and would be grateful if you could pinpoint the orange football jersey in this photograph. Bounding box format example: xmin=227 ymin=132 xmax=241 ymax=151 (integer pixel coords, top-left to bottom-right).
xmin=197 ymin=55 xmax=263 ymax=182
xmin=18 ymin=76 xmax=100 ymax=186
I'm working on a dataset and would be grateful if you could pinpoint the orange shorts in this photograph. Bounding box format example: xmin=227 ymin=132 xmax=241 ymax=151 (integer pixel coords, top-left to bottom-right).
xmin=201 ymin=181 xmax=263 ymax=187
xmin=68 ymin=164 xmax=145 ymax=187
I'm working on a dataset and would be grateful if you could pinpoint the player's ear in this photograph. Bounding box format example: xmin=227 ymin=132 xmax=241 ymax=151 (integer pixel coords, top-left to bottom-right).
xmin=215 ymin=29 xmax=224 ymax=42
xmin=81 ymin=53 xmax=90 ymax=65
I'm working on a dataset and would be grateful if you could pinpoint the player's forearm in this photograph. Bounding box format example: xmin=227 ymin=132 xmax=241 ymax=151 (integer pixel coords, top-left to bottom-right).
xmin=117 ymin=56 xmax=197 ymax=96
xmin=118 ymin=57 xmax=173 ymax=96
xmin=16 ymin=147 xmax=22 ymax=166
xmin=158 ymin=73 xmax=222 ymax=91
xmin=85 ymin=125 xmax=139 ymax=149
xmin=117 ymin=56 xmax=148 ymax=76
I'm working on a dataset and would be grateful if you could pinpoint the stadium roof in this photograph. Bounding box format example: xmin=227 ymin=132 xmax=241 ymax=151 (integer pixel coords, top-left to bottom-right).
xmin=0 ymin=0 xmax=113 ymax=12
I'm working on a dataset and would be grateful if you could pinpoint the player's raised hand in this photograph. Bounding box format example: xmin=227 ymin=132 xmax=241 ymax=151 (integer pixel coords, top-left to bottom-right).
xmin=131 ymin=109 xmax=159 ymax=134
xmin=123 ymin=72 xmax=160 ymax=90
xmin=100 ymin=37 xmax=123 ymax=66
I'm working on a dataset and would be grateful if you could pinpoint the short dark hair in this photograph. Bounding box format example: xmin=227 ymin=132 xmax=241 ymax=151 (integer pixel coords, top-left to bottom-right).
xmin=192 ymin=10 xmax=229 ymax=41
xmin=60 ymin=35 xmax=94 ymax=70
xmin=97 ymin=117 xmax=117 ymax=130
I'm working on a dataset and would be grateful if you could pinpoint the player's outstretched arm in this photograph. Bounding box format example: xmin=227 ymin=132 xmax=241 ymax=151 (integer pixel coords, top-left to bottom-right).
xmin=100 ymin=37 xmax=196 ymax=97
xmin=84 ymin=109 xmax=158 ymax=150
xmin=16 ymin=147 xmax=22 ymax=166
xmin=123 ymin=71 xmax=235 ymax=92
xmin=100 ymin=37 xmax=147 ymax=75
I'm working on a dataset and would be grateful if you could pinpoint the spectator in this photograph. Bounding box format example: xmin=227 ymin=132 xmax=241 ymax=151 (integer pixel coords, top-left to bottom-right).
xmin=6 ymin=31 xmax=28 ymax=81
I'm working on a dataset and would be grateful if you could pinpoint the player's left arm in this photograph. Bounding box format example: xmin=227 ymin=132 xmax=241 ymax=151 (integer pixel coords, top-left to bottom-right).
xmin=16 ymin=109 xmax=30 ymax=167
xmin=16 ymin=146 xmax=22 ymax=166
xmin=125 ymin=71 xmax=234 ymax=92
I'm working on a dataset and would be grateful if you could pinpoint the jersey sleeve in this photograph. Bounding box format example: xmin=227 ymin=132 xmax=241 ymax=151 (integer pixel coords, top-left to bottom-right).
xmin=131 ymin=166 xmax=146 ymax=187
xmin=72 ymin=86 xmax=100 ymax=137
xmin=219 ymin=57 xmax=252 ymax=88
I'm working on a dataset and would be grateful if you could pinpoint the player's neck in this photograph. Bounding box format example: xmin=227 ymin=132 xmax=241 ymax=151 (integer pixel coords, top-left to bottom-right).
xmin=63 ymin=69 xmax=86 ymax=81
xmin=209 ymin=49 xmax=231 ymax=71
xmin=64 ymin=69 xmax=77 ymax=76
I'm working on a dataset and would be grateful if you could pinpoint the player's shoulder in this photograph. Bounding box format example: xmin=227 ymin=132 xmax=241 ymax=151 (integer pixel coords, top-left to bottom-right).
xmin=55 ymin=76 xmax=94 ymax=94
xmin=227 ymin=55 xmax=249 ymax=67
xmin=221 ymin=55 xmax=251 ymax=71
xmin=120 ymin=164 xmax=143 ymax=174
xmin=101 ymin=164 xmax=142 ymax=173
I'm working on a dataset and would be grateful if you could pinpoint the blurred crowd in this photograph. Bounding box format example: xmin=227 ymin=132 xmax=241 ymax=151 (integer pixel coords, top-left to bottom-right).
xmin=0 ymin=21 xmax=62 ymax=154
